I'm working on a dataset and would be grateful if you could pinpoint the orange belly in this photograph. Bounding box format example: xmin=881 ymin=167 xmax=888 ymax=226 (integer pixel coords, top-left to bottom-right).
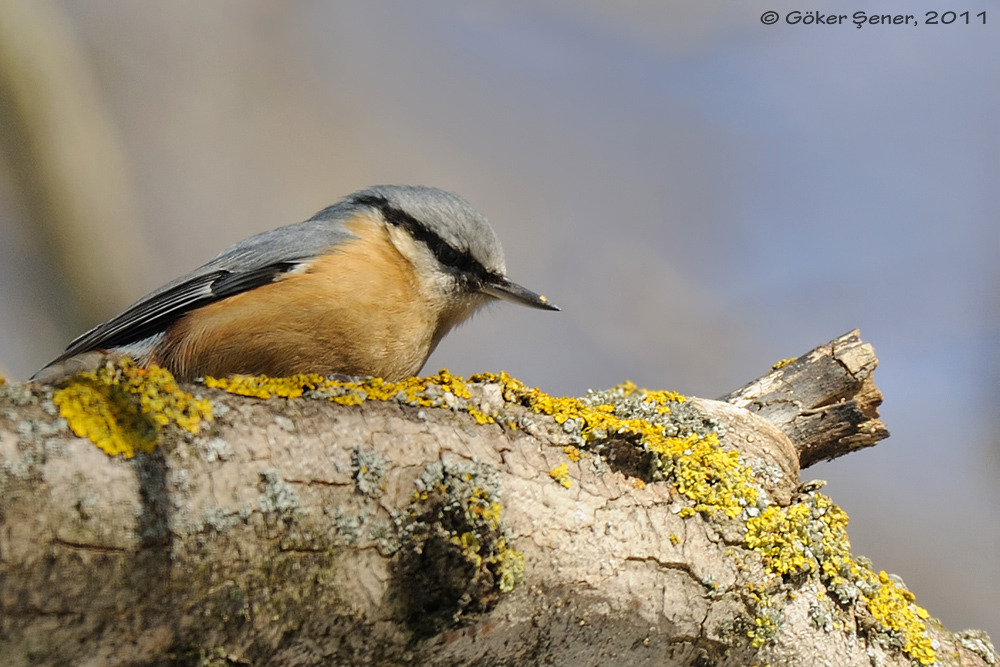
xmin=153 ymin=218 xmax=440 ymax=381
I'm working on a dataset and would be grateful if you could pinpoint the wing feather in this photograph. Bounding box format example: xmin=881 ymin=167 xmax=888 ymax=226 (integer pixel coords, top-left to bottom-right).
xmin=44 ymin=206 xmax=362 ymax=368
xmin=51 ymin=265 xmax=302 ymax=364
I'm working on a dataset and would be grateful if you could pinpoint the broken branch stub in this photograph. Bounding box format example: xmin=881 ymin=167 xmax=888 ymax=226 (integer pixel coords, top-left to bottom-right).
xmin=720 ymin=329 xmax=890 ymax=468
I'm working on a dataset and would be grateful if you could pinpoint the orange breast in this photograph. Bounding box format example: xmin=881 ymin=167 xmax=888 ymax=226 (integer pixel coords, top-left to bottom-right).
xmin=153 ymin=216 xmax=440 ymax=380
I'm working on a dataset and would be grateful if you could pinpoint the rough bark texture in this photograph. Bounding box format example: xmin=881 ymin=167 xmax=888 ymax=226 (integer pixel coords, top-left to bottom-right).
xmin=720 ymin=329 xmax=890 ymax=468
xmin=0 ymin=332 xmax=994 ymax=667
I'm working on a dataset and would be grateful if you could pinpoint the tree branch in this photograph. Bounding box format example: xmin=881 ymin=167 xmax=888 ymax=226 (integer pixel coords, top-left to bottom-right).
xmin=0 ymin=334 xmax=993 ymax=667
xmin=720 ymin=329 xmax=889 ymax=468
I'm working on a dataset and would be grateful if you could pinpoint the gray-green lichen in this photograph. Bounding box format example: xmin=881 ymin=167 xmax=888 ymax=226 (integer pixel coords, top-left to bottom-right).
xmin=391 ymin=458 xmax=523 ymax=636
xmin=258 ymin=469 xmax=302 ymax=518
xmin=351 ymin=446 xmax=385 ymax=498
xmin=326 ymin=505 xmax=364 ymax=545
xmin=581 ymin=383 xmax=721 ymax=441
xmin=199 ymin=437 xmax=234 ymax=463
xmin=0 ymin=380 xmax=36 ymax=407
xmin=200 ymin=505 xmax=243 ymax=534
xmin=957 ymin=629 xmax=997 ymax=666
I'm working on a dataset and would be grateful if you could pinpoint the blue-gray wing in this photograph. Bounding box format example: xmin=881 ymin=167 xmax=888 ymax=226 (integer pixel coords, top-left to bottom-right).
xmin=46 ymin=210 xmax=359 ymax=366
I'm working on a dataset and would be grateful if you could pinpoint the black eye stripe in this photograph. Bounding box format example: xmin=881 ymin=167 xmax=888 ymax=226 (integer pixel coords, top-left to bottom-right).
xmin=355 ymin=195 xmax=501 ymax=283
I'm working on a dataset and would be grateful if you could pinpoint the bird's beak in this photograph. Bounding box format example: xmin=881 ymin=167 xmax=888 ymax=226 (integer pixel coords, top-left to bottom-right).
xmin=481 ymin=277 xmax=560 ymax=311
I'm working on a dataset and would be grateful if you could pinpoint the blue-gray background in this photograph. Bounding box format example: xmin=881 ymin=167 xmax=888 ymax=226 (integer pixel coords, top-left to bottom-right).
xmin=1 ymin=0 xmax=997 ymax=640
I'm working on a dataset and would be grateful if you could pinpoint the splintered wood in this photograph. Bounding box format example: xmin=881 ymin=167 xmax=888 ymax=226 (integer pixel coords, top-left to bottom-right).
xmin=721 ymin=329 xmax=889 ymax=468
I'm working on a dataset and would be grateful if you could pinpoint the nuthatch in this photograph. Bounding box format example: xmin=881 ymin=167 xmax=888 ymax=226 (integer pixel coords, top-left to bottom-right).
xmin=33 ymin=185 xmax=558 ymax=382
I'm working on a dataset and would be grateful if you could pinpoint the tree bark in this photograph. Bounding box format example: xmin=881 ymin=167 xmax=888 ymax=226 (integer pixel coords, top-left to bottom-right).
xmin=0 ymin=332 xmax=994 ymax=667
xmin=720 ymin=329 xmax=889 ymax=468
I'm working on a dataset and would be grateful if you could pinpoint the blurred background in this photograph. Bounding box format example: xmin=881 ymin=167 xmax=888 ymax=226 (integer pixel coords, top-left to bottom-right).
xmin=1 ymin=0 xmax=997 ymax=641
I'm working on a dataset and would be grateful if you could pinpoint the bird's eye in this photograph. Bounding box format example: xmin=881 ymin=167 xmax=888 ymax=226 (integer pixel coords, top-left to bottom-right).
xmin=376 ymin=201 xmax=485 ymax=278
xmin=437 ymin=243 xmax=464 ymax=270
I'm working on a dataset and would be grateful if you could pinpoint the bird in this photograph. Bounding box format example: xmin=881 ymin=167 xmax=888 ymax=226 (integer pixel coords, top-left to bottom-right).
xmin=32 ymin=185 xmax=558 ymax=383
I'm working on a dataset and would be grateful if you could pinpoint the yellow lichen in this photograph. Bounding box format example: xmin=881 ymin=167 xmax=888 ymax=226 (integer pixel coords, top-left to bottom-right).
xmin=470 ymin=372 xmax=757 ymax=519
xmin=203 ymin=373 xmax=325 ymax=399
xmin=204 ymin=369 xmax=496 ymax=424
xmin=868 ymin=571 xmax=935 ymax=665
xmin=549 ymin=462 xmax=572 ymax=488
xmin=640 ymin=386 xmax=687 ymax=406
xmin=54 ymin=360 xmax=212 ymax=458
xmin=742 ymin=588 xmax=780 ymax=648
xmin=563 ymin=445 xmax=582 ymax=462
xmin=467 ymin=488 xmax=524 ymax=593
xmin=647 ymin=432 xmax=758 ymax=519
xmin=746 ymin=504 xmax=818 ymax=575
xmin=441 ymin=498 xmax=526 ymax=595
xmin=472 ymin=373 xmax=673 ymax=441
xmin=746 ymin=493 xmax=935 ymax=664
xmin=412 ymin=468 xmax=524 ymax=598
xmin=452 ymin=531 xmax=483 ymax=568
xmin=493 ymin=542 xmax=526 ymax=593
xmin=771 ymin=358 xmax=797 ymax=370
xmin=749 ymin=615 xmax=777 ymax=648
